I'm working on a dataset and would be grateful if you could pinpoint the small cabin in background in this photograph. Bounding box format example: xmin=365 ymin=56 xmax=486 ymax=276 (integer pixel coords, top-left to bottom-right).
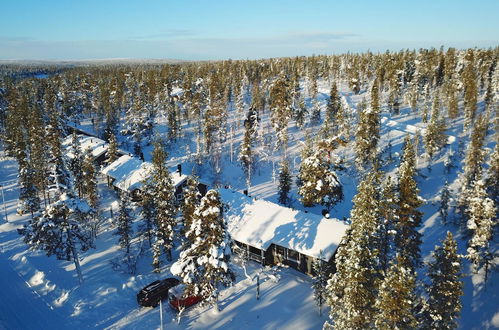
xmin=101 ymin=155 xmax=192 ymax=202
xmin=219 ymin=189 xmax=349 ymax=275
xmin=62 ymin=134 xmax=109 ymax=166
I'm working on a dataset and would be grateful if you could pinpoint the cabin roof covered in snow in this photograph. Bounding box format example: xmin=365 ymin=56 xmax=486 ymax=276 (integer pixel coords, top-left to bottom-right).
xmin=62 ymin=135 xmax=108 ymax=160
xmin=219 ymin=189 xmax=348 ymax=261
xmin=101 ymin=155 xmax=188 ymax=192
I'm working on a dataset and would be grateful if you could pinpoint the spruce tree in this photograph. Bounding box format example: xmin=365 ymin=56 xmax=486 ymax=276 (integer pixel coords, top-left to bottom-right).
xmin=270 ymin=75 xmax=292 ymax=151
xmin=81 ymin=149 xmax=98 ymax=209
xmin=425 ymin=231 xmax=463 ymax=330
xmin=68 ymin=132 xmax=84 ymax=198
xmin=439 ymin=181 xmax=451 ymax=224
xmin=424 ymin=93 xmax=447 ymax=160
xmin=325 ymin=171 xmax=383 ymax=329
xmin=458 ymin=115 xmax=487 ymax=223
xmin=277 ymin=159 xmax=292 ymax=206
xmin=106 ymin=132 xmax=119 ymax=165
xmin=182 ymin=176 xmax=200 ymax=236
xmin=171 ymin=190 xmax=233 ymax=308
xmin=17 ymin=154 xmax=41 ymax=217
xmin=312 ymin=251 xmax=328 ymax=316
xmin=326 ymin=81 xmax=341 ymax=131
xmin=485 ymin=144 xmax=499 ymax=204
xmin=22 ymin=190 xmax=95 ymax=284
xmin=374 ymin=257 xmax=418 ymax=330
xmin=297 ymin=149 xmax=342 ymax=211
xmin=467 ymin=178 xmax=496 ymax=282
xmin=151 ymin=138 xmax=177 ymax=263
xmin=395 ymin=136 xmax=423 ymax=271
xmin=115 ymin=192 xmax=133 ymax=255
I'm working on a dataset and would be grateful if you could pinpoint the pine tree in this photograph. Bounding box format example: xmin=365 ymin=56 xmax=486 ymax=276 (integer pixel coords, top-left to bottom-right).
xmin=81 ymin=149 xmax=98 ymax=209
xmin=326 ymin=82 xmax=341 ymax=132
xmin=182 ymin=176 xmax=200 ymax=235
xmin=467 ymin=178 xmax=496 ymax=282
xmin=312 ymin=251 xmax=329 ymax=316
xmin=379 ymin=176 xmax=398 ymax=274
xmin=22 ymin=191 xmax=95 ymax=284
xmin=270 ymin=75 xmax=292 ymax=152
xmin=374 ymin=257 xmax=418 ymax=330
xmin=17 ymin=153 xmax=41 ymax=217
xmin=277 ymin=159 xmax=292 ymax=206
xmin=115 ymin=192 xmax=133 ymax=255
xmin=439 ymin=181 xmax=451 ymax=224
xmin=458 ymin=115 xmax=487 ymax=223
xmin=485 ymin=144 xmax=499 ymax=204
xmin=325 ymin=171 xmax=383 ymax=329
xmin=354 ymin=94 xmax=380 ymax=170
xmin=151 ymin=138 xmax=177 ymax=263
xmin=424 ymin=93 xmax=447 ymax=160
xmin=171 ymin=190 xmax=233 ymax=308
xmin=106 ymin=132 xmax=119 ymax=165
xmin=297 ymin=149 xmax=342 ymax=211
xmin=425 ymin=232 xmax=463 ymax=330
xmin=395 ymin=136 xmax=423 ymax=271
xmin=68 ymin=132 xmax=84 ymax=198
xmin=463 ymin=50 xmax=478 ymax=130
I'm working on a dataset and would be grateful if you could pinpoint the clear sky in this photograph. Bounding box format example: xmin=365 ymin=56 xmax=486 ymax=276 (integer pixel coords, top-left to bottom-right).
xmin=1 ymin=0 xmax=498 ymax=60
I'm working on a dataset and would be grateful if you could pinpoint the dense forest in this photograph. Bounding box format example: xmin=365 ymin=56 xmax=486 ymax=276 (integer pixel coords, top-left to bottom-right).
xmin=0 ymin=47 xmax=497 ymax=328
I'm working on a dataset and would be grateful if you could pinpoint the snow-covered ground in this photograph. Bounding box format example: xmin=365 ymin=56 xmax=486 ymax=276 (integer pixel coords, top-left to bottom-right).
xmin=1 ymin=78 xmax=498 ymax=329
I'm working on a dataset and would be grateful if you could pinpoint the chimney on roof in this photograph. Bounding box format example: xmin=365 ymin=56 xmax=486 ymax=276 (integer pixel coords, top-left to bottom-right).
xmin=177 ymin=164 xmax=182 ymax=176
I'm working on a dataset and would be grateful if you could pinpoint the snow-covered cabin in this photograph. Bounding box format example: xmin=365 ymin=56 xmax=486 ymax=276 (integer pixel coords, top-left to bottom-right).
xmin=62 ymin=134 xmax=109 ymax=165
xmin=220 ymin=189 xmax=349 ymax=275
xmin=101 ymin=155 xmax=189 ymax=201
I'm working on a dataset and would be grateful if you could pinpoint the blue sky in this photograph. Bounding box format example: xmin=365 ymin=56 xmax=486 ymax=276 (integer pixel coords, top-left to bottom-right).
xmin=1 ymin=0 xmax=498 ymax=60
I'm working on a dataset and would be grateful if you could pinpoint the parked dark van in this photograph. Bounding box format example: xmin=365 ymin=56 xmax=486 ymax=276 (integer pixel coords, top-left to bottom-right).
xmin=137 ymin=278 xmax=180 ymax=307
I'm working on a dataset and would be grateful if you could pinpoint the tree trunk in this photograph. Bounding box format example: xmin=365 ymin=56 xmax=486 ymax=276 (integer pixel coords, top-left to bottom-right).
xmin=67 ymin=226 xmax=84 ymax=284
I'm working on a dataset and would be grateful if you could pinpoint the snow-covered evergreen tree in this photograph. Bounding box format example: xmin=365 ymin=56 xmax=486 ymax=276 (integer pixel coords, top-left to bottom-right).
xmin=277 ymin=159 xmax=292 ymax=206
xmin=17 ymin=155 xmax=41 ymax=217
xmin=298 ymin=149 xmax=342 ymax=211
xmin=325 ymin=171 xmax=383 ymax=329
xmin=466 ymin=178 xmax=496 ymax=281
xmin=106 ymin=132 xmax=119 ymax=165
xmin=485 ymin=143 xmax=499 ymax=204
xmin=22 ymin=191 xmax=95 ymax=284
xmin=374 ymin=257 xmax=418 ymax=330
xmin=182 ymin=176 xmax=201 ymax=236
xmin=395 ymin=135 xmax=423 ymax=271
xmin=68 ymin=132 xmax=84 ymax=198
xmin=150 ymin=138 xmax=177 ymax=263
xmin=171 ymin=190 xmax=233 ymax=309
xmin=425 ymin=231 xmax=463 ymax=330
xmin=81 ymin=148 xmax=98 ymax=209
xmin=424 ymin=92 xmax=447 ymax=160
xmin=312 ymin=251 xmax=328 ymax=316
xmin=114 ymin=192 xmax=133 ymax=255
xmin=439 ymin=181 xmax=451 ymax=224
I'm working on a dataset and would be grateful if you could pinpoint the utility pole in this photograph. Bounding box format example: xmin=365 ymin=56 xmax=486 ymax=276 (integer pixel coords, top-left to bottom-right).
xmin=159 ymin=299 xmax=163 ymax=330
xmin=0 ymin=184 xmax=7 ymax=223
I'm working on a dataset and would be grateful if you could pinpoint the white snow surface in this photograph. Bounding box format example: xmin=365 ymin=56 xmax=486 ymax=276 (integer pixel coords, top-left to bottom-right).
xmin=220 ymin=189 xmax=348 ymax=261
xmin=62 ymin=134 xmax=108 ymax=160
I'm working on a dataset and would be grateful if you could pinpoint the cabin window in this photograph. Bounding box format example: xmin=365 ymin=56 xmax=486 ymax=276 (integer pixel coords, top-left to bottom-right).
xmin=249 ymin=246 xmax=260 ymax=255
xmin=287 ymin=249 xmax=299 ymax=262
xmin=275 ymin=245 xmax=285 ymax=257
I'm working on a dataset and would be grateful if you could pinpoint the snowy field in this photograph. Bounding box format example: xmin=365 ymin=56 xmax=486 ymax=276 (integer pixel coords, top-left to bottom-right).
xmin=0 ymin=78 xmax=498 ymax=329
